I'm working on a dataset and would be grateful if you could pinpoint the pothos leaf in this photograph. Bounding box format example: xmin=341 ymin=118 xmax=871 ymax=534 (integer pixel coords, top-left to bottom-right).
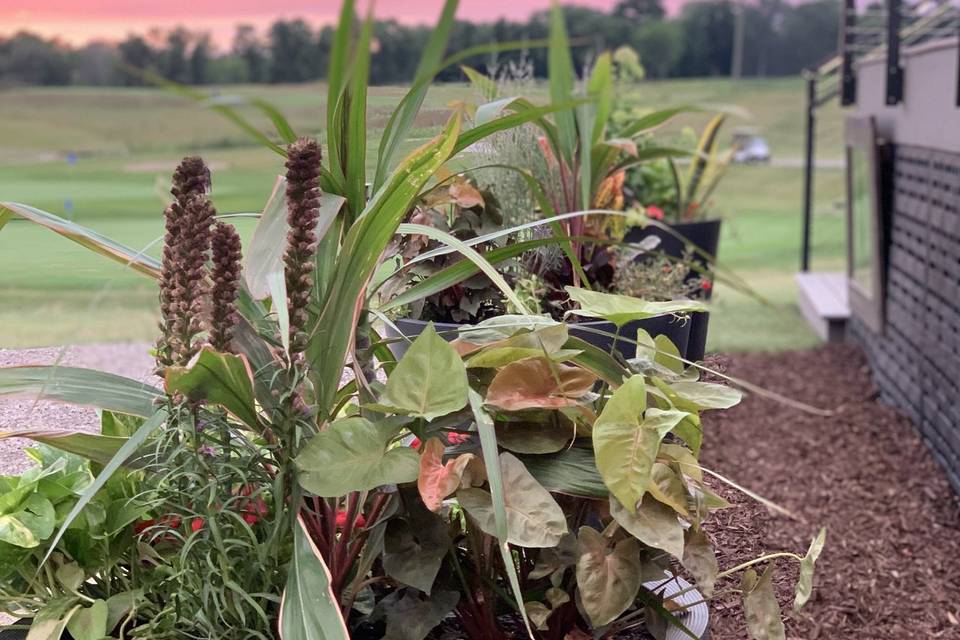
xmin=575 ymin=526 xmax=643 ymax=627
xmin=741 ymin=566 xmax=786 ymax=640
xmin=794 ymin=528 xmax=826 ymax=611
xmin=381 ymin=323 xmax=469 ymax=420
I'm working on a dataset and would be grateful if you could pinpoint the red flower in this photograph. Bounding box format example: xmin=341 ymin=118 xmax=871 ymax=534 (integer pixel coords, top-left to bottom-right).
xmin=335 ymin=510 xmax=367 ymax=530
xmin=646 ymin=206 xmax=665 ymax=221
xmin=243 ymin=513 xmax=260 ymax=526
xmin=133 ymin=519 xmax=157 ymax=536
xmin=447 ymin=432 xmax=470 ymax=445
xmin=701 ymin=280 xmax=713 ymax=292
xmin=191 ymin=518 xmax=205 ymax=533
xmin=409 ymin=437 xmax=421 ymax=449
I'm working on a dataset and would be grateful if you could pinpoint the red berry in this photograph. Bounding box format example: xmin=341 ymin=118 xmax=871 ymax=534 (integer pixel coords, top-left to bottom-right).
xmin=191 ymin=518 xmax=205 ymax=533
xmin=447 ymin=432 xmax=470 ymax=445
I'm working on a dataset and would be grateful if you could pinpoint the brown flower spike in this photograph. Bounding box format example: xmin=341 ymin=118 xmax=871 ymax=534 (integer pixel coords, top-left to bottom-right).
xmin=209 ymin=222 xmax=243 ymax=352
xmin=283 ymin=138 xmax=323 ymax=354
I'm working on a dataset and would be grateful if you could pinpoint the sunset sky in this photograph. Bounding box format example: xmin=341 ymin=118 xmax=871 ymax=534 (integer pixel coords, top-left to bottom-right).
xmin=0 ymin=1 xmax=682 ymax=48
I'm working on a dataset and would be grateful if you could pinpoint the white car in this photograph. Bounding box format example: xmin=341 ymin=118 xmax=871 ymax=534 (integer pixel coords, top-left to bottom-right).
xmin=732 ymin=134 xmax=771 ymax=164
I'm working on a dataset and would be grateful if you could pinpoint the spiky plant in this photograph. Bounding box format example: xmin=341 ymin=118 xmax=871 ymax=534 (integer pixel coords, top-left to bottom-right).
xmin=209 ymin=221 xmax=242 ymax=352
xmin=282 ymin=137 xmax=322 ymax=355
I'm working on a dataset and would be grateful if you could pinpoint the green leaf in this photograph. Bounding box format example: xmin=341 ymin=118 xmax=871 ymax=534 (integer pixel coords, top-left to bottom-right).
xmin=495 ymin=414 xmax=574 ymax=455
xmin=468 ymin=391 xmax=535 ymax=639
xmin=296 ymin=417 xmax=419 ymax=497
xmin=278 ymin=518 xmax=350 ymax=640
xmin=374 ymin=0 xmax=459 ymax=191
xmin=741 ymin=566 xmax=786 ymax=640
xmin=40 ymin=409 xmax=168 ymax=567
xmin=0 ymin=430 xmax=128 ymax=467
xmin=575 ymin=526 xmax=642 ymax=627
xmin=521 ymin=447 xmax=607 ymax=498
xmin=610 ymin=495 xmax=684 ymax=559
xmin=0 ymin=493 xmax=55 ymax=548
xmin=380 ymin=323 xmax=469 ymax=420
xmin=0 ymin=366 xmax=161 ymax=418
xmin=668 ymin=381 xmax=743 ymax=410
xmin=0 ymin=202 xmax=161 ymax=279
xmin=381 ymin=589 xmax=460 ymax=640
xmin=307 ymin=112 xmax=462 ymax=416
xmin=164 ymin=348 xmax=260 ymax=430
xmin=383 ymin=497 xmax=450 ymax=594
xmin=682 ymin=528 xmax=718 ymax=597
xmin=566 ymin=287 xmax=707 ymax=327
xmin=593 ymin=375 xmax=668 ymax=514
xmin=458 ymin=452 xmax=567 ymax=548
xmin=66 ymin=599 xmax=108 ymax=640
xmin=586 ymin=52 xmax=613 ymax=146
xmin=26 ymin=597 xmax=81 ymax=640
xmin=548 ymin=3 xmax=577 ymax=167
xmin=794 ymin=528 xmax=826 ymax=611
xmin=104 ymin=591 xmax=139 ymax=635
xmin=243 ymin=176 xmax=346 ymax=300
xmin=460 ymin=65 xmax=499 ymax=101
xmin=396 ymin=222 xmax=529 ymax=314
xmin=344 ymin=12 xmax=373 ymax=218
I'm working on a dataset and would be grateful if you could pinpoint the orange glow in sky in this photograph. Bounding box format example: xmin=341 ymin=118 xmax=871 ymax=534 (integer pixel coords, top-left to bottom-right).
xmin=0 ymin=1 xmax=636 ymax=47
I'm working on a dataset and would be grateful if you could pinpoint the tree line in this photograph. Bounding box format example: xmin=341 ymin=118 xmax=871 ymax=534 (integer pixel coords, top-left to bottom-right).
xmin=0 ymin=0 xmax=840 ymax=87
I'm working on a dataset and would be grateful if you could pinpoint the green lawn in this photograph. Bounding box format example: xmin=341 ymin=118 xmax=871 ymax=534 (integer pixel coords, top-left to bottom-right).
xmin=0 ymin=77 xmax=846 ymax=351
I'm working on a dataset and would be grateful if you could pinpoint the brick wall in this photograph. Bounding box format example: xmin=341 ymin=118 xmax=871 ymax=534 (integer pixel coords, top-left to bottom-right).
xmin=848 ymin=144 xmax=960 ymax=492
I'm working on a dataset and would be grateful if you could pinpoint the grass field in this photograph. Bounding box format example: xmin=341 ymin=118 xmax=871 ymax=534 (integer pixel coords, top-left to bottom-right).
xmin=0 ymin=77 xmax=847 ymax=351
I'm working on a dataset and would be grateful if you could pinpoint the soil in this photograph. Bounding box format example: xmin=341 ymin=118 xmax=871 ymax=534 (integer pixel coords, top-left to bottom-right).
xmin=699 ymin=345 xmax=960 ymax=639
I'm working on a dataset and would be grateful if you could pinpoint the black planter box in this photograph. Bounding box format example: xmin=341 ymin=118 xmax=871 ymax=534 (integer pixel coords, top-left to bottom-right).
xmin=387 ymin=316 xmax=691 ymax=363
xmin=624 ymin=218 xmax=722 ymax=362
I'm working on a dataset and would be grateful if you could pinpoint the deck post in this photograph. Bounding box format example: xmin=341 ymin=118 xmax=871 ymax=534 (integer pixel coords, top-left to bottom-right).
xmin=801 ymin=73 xmax=817 ymax=272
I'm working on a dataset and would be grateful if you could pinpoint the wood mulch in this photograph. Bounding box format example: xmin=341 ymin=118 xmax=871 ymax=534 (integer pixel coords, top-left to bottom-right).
xmin=699 ymin=344 xmax=960 ymax=639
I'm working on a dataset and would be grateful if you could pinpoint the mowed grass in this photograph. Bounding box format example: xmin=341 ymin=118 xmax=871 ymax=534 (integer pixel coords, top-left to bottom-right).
xmin=0 ymin=77 xmax=845 ymax=350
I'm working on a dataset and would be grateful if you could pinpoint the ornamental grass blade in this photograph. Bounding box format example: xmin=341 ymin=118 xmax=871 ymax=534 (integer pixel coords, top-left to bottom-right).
xmin=468 ymin=390 xmax=535 ymax=640
xmin=306 ymin=113 xmax=461 ymax=414
xmin=0 ymin=202 xmax=161 ymax=279
xmin=375 ymin=0 xmax=459 ymax=191
xmin=40 ymin=409 xmax=167 ymax=567
xmin=0 ymin=366 xmax=161 ymax=418
xmin=548 ymin=3 xmax=577 ymax=166
xmin=278 ymin=517 xmax=350 ymax=640
xmin=0 ymin=431 xmax=127 ymax=467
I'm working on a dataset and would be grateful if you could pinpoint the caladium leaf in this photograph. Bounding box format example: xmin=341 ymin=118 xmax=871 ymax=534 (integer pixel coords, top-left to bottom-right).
xmin=296 ymin=417 xmax=419 ymax=497
xmin=741 ymin=566 xmax=786 ymax=640
xmin=794 ymin=528 xmax=826 ymax=611
xmin=485 ymin=358 xmax=595 ymax=411
xmin=575 ymin=526 xmax=642 ymax=627
xmin=164 ymin=348 xmax=260 ymax=430
xmin=682 ymin=528 xmax=718 ymax=596
xmin=610 ymin=495 xmax=684 ymax=559
xmin=381 ymin=323 xmax=469 ymax=420
xmin=417 ymin=437 xmax=484 ymax=512
xmin=458 ymin=452 xmax=567 ymax=548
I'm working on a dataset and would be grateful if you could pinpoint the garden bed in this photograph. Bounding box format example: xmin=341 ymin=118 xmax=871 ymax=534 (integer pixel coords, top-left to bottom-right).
xmin=700 ymin=344 xmax=960 ymax=639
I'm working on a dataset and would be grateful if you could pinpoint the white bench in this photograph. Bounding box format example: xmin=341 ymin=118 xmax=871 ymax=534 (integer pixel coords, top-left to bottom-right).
xmin=796 ymin=272 xmax=850 ymax=342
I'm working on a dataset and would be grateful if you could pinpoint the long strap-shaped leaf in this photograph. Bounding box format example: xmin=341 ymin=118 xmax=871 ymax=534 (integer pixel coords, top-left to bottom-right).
xmin=306 ymin=114 xmax=462 ymax=415
xmin=0 ymin=430 xmax=128 ymax=467
xmin=395 ymin=223 xmax=528 ymax=314
xmin=278 ymin=517 xmax=350 ymax=640
xmin=0 ymin=365 xmax=162 ymax=417
xmin=374 ymin=0 xmax=459 ymax=191
xmin=41 ymin=409 xmax=168 ymax=566
xmin=548 ymin=3 xmax=578 ymax=168
xmin=468 ymin=390 xmax=535 ymax=640
xmin=0 ymin=202 xmax=161 ymax=279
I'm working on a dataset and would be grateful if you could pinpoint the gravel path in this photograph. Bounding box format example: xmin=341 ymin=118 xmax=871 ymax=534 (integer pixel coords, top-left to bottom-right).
xmin=0 ymin=342 xmax=155 ymax=475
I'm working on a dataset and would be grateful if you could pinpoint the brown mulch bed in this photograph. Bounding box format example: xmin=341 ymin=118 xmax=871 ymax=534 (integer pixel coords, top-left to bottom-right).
xmin=699 ymin=344 xmax=960 ymax=639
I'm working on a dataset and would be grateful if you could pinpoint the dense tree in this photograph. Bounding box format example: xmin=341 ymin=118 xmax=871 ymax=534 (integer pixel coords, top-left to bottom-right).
xmin=0 ymin=1 xmax=843 ymax=87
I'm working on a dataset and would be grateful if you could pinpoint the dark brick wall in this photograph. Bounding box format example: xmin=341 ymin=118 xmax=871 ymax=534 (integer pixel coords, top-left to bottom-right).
xmin=848 ymin=144 xmax=960 ymax=493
